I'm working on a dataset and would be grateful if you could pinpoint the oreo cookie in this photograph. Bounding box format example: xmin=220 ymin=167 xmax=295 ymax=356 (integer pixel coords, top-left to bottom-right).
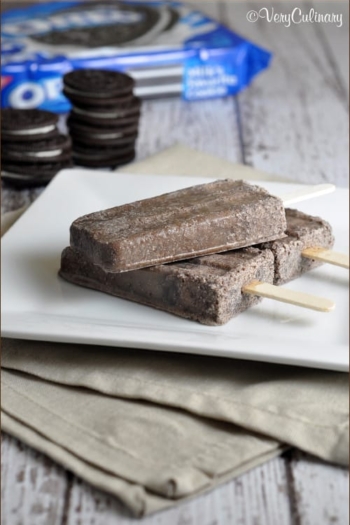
xmin=67 ymin=116 xmax=139 ymax=145
xmin=31 ymin=2 xmax=167 ymax=48
xmin=1 ymin=159 xmax=73 ymax=188
xmin=68 ymin=112 xmax=140 ymax=130
xmin=2 ymin=135 xmax=72 ymax=163
xmin=71 ymin=133 xmax=138 ymax=149
xmin=64 ymin=68 xmax=140 ymax=166
xmin=1 ymin=109 xmax=59 ymax=142
xmin=63 ymin=89 xmax=134 ymax=108
xmin=71 ymin=97 xmax=141 ymax=125
xmin=63 ymin=69 xmax=135 ymax=106
xmin=72 ymin=143 xmax=136 ymax=168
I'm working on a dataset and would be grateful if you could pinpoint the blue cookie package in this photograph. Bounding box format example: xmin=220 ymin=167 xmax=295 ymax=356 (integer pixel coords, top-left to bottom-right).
xmin=1 ymin=1 xmax=272 ymax=112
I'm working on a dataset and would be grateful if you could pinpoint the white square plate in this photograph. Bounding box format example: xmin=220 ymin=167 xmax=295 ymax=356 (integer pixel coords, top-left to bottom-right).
xmin=2 ymin=169 xmax=349 ymax=371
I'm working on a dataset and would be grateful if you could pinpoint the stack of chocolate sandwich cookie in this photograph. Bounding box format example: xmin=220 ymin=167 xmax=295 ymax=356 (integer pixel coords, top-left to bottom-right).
xmin=63 ymin=69 xmax=140 ymax=168
xmin=1 ymin=109 xmax=73 ymax=187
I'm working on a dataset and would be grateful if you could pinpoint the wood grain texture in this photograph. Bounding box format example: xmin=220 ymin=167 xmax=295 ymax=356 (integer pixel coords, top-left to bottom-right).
xmin=1 ymin=186 xmax=43 ymax=215
xmin=1 ymin=433 xmax=68 ymax=525
xmin=302 ymin=247 xmax=350 ymax=269
xmin=136 ymin=96 xmax=241 ymax=164
xmin=224 ymin=1 xmax=349 ymax=186
xmin=63 ymin=456 xmax=293 ymax=525
xmin=242 ymin=280 xmax=335 ymax=312
xmin=310 ymin=0 xmax=349 ymax=98
xmin=287 ymin=450 xmax=349 ymax=525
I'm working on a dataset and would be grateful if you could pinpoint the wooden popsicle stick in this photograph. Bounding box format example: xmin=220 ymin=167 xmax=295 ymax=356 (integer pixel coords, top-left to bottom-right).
xmin=302 ymin=247 xmax=349 ymax=269
xmin=242 ymin=280 xmax=335 ymax=312
xmin=281 ymin=183 xmax=335 ymax=207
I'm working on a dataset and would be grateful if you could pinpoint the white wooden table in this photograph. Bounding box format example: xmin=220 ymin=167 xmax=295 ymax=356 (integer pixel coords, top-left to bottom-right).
xmin=1 ymin=2 xmax=349 ymax=524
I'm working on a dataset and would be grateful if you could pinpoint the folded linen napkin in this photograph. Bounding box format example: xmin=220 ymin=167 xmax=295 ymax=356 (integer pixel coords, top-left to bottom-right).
xmin=119 ymin=143 xmax=292 ymax=181
xmin=1 ymin=145 xmax=348 ymax=517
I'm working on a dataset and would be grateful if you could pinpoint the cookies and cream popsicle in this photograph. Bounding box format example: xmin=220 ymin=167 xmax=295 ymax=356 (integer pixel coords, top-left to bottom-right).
xmin=70 ymin=180 xmax=287 ymax=273
xmin=60 ymin=247 xmax=275 ymax=325
xmin=260 ymin=209 xmax=335 ymax=285
xmin=60 ymin=244 xmax=333 ymax=326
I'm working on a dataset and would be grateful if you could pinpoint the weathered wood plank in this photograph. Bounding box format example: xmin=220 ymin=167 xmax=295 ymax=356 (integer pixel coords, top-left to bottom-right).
xmin=136 ymin=96 xmax=241 ymax=164
xmin=310 ymin=0 xmax=349 ymax=98
xmin=223 ymin=1 xmax=349 ymax=186
xmin=1 ymin=432 xmax=68 ymax=525
xmin=287 ymin=450 xmax=349 ymax=525
xmin=64 ymin=456 xmax=293 ymax=525
xmin=1 ymin=187 xmax=43 ymax=215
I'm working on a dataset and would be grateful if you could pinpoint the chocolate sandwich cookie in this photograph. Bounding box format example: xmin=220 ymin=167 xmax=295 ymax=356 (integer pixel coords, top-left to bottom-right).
xmin=1 ymin=109 xmax=59 ymax=143
xmin=69 ymin=112 xmax=140 ymax=130
xmin=67 ymin=117 xmax=138 ymax=146
xmin=2 ymin=135 xmax=72 ymax=164
xmin=31 ymin=2 xmax=166 ymax=48
xmin=63 ymin=89 xmax=134 ymax=108
xmin=71 ymin=97 xmax=142 ymax=125
xmin=63 ymin=69 xmax=135 ymax=106
xmin=71 ymin=133 xmax=138 ymax=149
xmin=72 ymin=142 xmax=135 ymax=168
xmin=1 ymin=159 xmax=73 ymax=188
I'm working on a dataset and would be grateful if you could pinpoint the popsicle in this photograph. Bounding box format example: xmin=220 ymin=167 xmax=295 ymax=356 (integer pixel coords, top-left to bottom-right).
xmin=260 ymin=209 xmax=338 ymax=285
xmin=59 ymin=246 xmax=334 ymax=326
xmin=70 ymin=180 xmax=287 ymax=272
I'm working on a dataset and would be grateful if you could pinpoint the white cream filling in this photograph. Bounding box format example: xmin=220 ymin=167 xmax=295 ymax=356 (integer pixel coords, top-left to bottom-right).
xmin=86 ymin=131 xmax=128 ymax=139
xmin=73 ymin=107 xmax=128 ymax=119
xmin=27 ymin=149 xmax=63 ymax=158
xmin=8 ymin=124 xmax=56 ymax=136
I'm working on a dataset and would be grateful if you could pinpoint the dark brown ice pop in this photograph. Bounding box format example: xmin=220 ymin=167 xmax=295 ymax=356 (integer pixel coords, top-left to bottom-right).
xmin=260 ymin=209 xmax=334 ymax=285
xmin=60 ymin=247 xmax=275 ymax=325
xmin=70 ymin=180 xmax=287 ymax=273
xmin=59 ymin=240 xmax=334 ymax=325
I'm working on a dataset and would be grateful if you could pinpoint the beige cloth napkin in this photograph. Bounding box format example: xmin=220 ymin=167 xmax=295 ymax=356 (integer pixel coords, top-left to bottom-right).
xmin=1 ymin=145 xmax=348 ymax=518
xmin=120 ymin=143 xmax=292 ymax=181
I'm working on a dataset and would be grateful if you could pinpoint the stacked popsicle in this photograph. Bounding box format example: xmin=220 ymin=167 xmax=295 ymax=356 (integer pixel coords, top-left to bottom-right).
xmin=63 ymin=69 xmax=141 ymax=168
xmin=59 ymin=179 xmax=348 ymax=325
xmin=1 ymin=109 xmax=73 ymax=187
